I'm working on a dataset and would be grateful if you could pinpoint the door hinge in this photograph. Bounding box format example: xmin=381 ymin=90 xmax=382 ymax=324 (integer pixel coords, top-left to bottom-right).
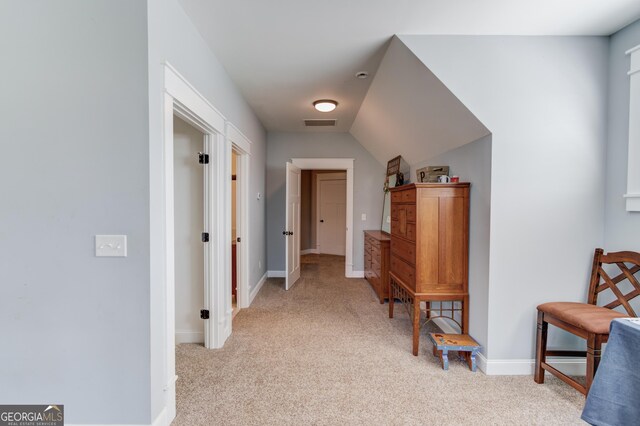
xmin=200 ymin=309 xmax=210 ymax=319
xmin=198 ymin=152 xmax=209 ymax=164
xmin=202 ymin=232 xmax=209 ymax=242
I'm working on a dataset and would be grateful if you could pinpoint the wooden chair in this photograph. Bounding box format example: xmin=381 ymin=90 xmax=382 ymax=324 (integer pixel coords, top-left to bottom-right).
xmin=534 ymin=248 xmax=640 ymax=395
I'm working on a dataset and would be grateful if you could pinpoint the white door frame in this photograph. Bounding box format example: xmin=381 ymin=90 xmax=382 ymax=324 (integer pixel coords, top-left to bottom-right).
xmin=316 ymin=172 xmax=347 ymax=256
xmin=156 ymin=63 xmax=233 ymax=423
xmin=291 ymin=158 xmax=356 ymax=278
xmin=226 ymin=123 xmax=252 ymax=309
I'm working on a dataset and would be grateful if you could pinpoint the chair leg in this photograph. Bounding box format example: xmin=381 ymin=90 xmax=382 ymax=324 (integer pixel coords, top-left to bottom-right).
xmin=534 ymin=310 xmax=548 ymax=384
xmin=586 ymin=334 xmax=603 ymax=394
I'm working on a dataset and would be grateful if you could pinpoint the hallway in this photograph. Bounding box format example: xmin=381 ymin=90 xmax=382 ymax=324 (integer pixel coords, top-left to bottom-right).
xmin=174 ymin=255 xmax=584 ymax=425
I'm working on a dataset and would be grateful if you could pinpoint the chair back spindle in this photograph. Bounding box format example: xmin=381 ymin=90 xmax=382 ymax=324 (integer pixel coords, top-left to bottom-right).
xmin=588 ymin=248 xmax=640 ymax=317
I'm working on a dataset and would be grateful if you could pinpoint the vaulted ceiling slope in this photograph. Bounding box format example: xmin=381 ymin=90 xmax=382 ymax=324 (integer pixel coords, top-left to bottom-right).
xmin=178 ymin=0 xmax=640 ymax=133
xmin=350 ymin=36 xmax=490 ymax=166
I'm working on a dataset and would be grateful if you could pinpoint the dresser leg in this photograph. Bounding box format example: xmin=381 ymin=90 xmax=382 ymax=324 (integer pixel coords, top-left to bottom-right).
xmin=389 ymin=289 xmax=394 ymax=319
xmin=412 ymin=300 xmax=420 ymax=356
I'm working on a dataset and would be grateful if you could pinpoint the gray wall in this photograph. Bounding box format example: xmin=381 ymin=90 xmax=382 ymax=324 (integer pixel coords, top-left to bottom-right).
xmin=410 ymin=135 xmax=492 ymax=355
xmin=267 ymin=133 xmax=385 ymax=272
xmin=0 ymin=1 xmax=150 ymax=424
xmin=401 ymin=36 xmax=609 ymax=361
xmin=604 ymin=19 xmax=640 ymax=251
xmin=147 ymin=0 xmax=267 ymax=420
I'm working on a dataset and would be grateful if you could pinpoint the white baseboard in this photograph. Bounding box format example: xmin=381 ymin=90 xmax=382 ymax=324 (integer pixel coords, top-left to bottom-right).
xmin=430 ymin=318 xmax=586 ymax=376
xmin=345 ymin=263 xmax=364 ymax=278
xmin=67 ymin=407 xmax=169 ymax=426
xmin=175 ymin=331 xmax=204 ymax=344
xmin=249 ymin=272 xmax=267 ymax=304
xmin=300 ymin=248 xmax=319 ymax=255
xmin=267 ymin=270 xmax=285 ymax=278
xmin=481 ymin=356 xmax=586 ymax=376
xmin=153 ymin=407 xmax=170 ymax=426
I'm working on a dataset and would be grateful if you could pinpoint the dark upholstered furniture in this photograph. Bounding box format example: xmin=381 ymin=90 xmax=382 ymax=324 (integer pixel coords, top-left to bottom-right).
xmin=534 ymin=249 xmax=640 ymax=395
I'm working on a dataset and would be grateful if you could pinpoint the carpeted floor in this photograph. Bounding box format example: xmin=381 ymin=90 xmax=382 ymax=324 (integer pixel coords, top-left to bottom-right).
xmin=174 ymin=255 xmax=586 ymax=425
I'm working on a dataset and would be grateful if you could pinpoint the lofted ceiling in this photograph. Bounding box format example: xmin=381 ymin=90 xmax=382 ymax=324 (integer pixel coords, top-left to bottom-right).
xmin=179 ymin=0 xmax=640 ymax=133
xmin=351 ymin=37 xmax=490 ymax=166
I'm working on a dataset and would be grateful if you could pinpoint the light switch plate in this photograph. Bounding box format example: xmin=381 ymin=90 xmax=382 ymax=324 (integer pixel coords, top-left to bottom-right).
xmin=361 ymin=213 xmax=367 ymax=221
xmin=95 ymin=235 xmax=127 ymax=257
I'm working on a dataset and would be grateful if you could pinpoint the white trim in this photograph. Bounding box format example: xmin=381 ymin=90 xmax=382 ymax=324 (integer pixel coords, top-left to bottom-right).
xmin=291 ymin=158 xmax=355 ymax=278
xmin=301 ymin=248 xmax=319 ymax=255
xmin=154 ymin=62 xmax=232 ymax=426
xmin=476 ymin=352 xmax=488 ymax=374
xmin=227 ymin=122 xmax=252 ymax=155
xmin=480 ymin=355 xmax=586 ymax=376
xmin=175 ymin=331 xmax=204 ymax=344
xmin=347 ymin=269 xmax=364 ymax=278
xmin=249 ymin=273 xmax=268 ymax=305
xmin=164 ymin=63 xmax=226 ymax=132
xmin=67 ymin=408 xmax=169 ymax=426
xmin=430 ymin=318 xmax=585 ymax=376
xmin=228 ymin=125 xmax=252 ymax=310
xmin=268 ymin=270 xmax=286 ymax=278
xmin=625 ymin=194 xmax=640 ymax=211
xmin=625 ymin=44 xmax=640 ymax=55
xmin=625 ymin=47 xmax=640 ymax=211
xmin=151 ymin=408 xmax=169 ymax=426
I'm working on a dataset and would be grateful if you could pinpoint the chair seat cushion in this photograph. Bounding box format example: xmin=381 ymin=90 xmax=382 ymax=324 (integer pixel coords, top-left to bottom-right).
xmin=537 ymin=302 xmax=629 ymax=334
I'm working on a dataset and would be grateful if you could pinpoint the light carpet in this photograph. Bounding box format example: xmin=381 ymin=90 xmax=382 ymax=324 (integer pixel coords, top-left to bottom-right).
xmin=174 ymin=255 xmax=585 ymax=425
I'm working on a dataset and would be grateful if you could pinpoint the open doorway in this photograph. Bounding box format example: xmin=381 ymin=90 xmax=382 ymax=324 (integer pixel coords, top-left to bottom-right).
xmin=230 ymin=149 xmax=244 ymax=318
xmin=158 ymin=64 xmax=253 ymax=423
xmin=284 ymin=158 xmax=355 ymax=290
xmin=300 ymin=171 xmax=347 ymax=257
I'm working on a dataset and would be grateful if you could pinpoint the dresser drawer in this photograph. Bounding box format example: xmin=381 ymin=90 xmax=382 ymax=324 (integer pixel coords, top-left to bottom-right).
xmin=371 ymin=256 xmax=381 ymax=275
xmin=405 ymin=204 xmax=416 ymax=223
xmin=371 ymin=243 xmax=380 ymax=259
xmin=391 ymin=188 xmax=416 ymax=203
xmin=391 ymin=237 xmax=416 ymax=265
xmin=390 ymin=254 xmax=415 ymax=289
xmin=391 ymin=220 xmax=416 ymax=242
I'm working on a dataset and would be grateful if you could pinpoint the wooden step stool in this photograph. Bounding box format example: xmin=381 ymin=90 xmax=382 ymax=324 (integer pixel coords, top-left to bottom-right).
xmin=429 ymin=333 xmax=481 ymax=372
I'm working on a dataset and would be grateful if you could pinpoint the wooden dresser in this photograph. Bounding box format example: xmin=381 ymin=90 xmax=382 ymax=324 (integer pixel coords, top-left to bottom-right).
xmin=364 ymin=230 xmax=391 ymax=303
xmin=388 ymin=183 xmax=470 ymax=356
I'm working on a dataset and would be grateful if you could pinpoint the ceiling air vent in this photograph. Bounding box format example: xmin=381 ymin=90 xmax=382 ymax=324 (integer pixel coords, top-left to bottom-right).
xmin=304 ymin=119 xmax=337 ymax=127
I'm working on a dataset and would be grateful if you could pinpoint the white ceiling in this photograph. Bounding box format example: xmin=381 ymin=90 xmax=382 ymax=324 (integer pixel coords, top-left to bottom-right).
xmin=179 ymin=0 xmax=640 ymax=132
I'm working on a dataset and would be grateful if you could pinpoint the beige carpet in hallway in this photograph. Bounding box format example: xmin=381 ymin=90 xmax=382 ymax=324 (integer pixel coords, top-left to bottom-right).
xmin=174 ymin=255 xmax=585 ymax=425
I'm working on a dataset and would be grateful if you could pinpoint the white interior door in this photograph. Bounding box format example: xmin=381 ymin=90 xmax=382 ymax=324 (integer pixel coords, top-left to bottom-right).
xmin=285 ymin=162 xmax=301 ymax=290
xmin=318 ymin=178 xmax=346 ymax=256
xmin=172 ymin=116 xmax=207 ymax=346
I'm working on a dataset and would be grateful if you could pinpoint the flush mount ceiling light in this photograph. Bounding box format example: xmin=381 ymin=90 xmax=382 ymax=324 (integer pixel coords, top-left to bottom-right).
xmin=313 ymin=99 xmax=338 ymax=113
xmin=355 ymin=71 xmax=369 ymax=79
